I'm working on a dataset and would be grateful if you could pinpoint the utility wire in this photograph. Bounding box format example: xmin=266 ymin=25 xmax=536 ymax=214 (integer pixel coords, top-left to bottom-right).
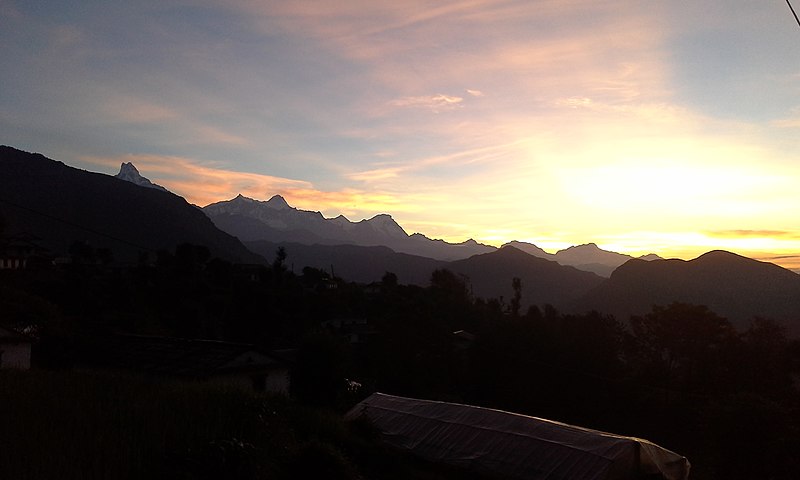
xmin=788 ymin=0 xmax=800 ymax=28
xmin=0 ymin=196 xmax=154 ymax=253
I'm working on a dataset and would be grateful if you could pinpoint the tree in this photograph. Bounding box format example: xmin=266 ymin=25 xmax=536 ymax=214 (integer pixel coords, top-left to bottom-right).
xmin=510 ymin=277 xmax=522 ymax=316
xmin=381 ymin=271 xmax=398 ymax=288
xmin=273 ymin=246 xmax=287 ymax=272
xmin=175 ymin=243 xmax=210 ymax=274
xmin=735 ymin=317 xmax=796 ymax=397
xmin=628 ymin=302 xmax=737 ymax=395
xmin=69 ymin=240 xmax=96 ymax=264
xmin=430 ymin=269 xmax=470 ymax=302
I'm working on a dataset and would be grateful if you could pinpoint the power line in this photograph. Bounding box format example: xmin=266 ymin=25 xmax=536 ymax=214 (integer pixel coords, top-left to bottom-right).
xmin=0 ymin=196 xmax=154 ymax=253
xmin=788 ymin=0 xmax=800 ymax=28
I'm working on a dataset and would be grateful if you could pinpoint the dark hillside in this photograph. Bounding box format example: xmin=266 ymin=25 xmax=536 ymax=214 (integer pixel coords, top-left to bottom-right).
xmin=447 ymin=246 xmax=605 ymax=309
xmin=246 ymin=240 xmax=444 ymax=285
xmin=575 ymin=250 xmax=800 ymax=332
xmin=0 ymin=146 xmax=263 ymax=264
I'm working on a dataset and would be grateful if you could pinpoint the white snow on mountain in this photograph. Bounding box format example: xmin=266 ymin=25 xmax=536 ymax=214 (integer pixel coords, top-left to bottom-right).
xmin=364 ymin=214 xmax=408 ymax=239
xmin=115 ymin=162 xmax=168 ymax=192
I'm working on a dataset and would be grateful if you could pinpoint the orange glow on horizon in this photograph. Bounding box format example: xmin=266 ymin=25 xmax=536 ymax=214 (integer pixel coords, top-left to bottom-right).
xmin=78 ymin=154 xmax=800 ymax=273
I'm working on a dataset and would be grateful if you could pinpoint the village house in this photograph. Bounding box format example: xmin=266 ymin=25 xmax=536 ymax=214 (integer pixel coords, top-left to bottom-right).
xmin=0 ymin=325 xmax=32 ymax=370
xmin=322 ymin=317 xmax=375 ymax=345
xmin=80 ymin=334 xmax=292 ymax=394
xmin=0 ymin=233 xmax=48 ymax=270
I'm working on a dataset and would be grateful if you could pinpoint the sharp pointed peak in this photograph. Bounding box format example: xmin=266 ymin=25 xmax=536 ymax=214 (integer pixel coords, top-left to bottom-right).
xmin=117 ymin=162 xmax=140 ymax=176
xmin=266 ymin=194 xmax=290 ymax=209
xmin=115 ymin=162 xmax=167 ymax=192
xmin=230 ymin=193 xmax=255 ymax=202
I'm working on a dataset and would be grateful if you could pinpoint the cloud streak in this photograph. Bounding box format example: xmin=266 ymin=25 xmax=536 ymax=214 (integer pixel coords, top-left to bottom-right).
xmin=388 ymin=94 xmax=464 ymax=112
xmin=81 ymin=154 xmax=311 ymax=206
xmin=78 ymin=153 xmax=424 ymax=222
xmin=706 ymin=230 xmax=800 ymax=239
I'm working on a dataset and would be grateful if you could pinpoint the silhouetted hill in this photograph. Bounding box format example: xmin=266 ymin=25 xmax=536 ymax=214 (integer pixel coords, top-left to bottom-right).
xmin=204 ymin=194 xmax=495 ymax=261
xmin=554 ymin=243 xmax=644 ymax=277
xmin=246 ymin=240 xmax=444 ymax=285
xmin=245 ymin=243 xmax=604 ymax=308
xmin=447 ymin=246 xmax=605 ymax=309
xmin=0 ymin=146 xmax=263 ymax=264
xmin=575 ymin=250 xmax=800 ymax=332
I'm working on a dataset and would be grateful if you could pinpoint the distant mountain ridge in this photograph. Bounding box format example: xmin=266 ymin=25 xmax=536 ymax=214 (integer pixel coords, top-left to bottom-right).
xmin=203 ymin=194 xmax=495 ymax=261
xmin=503 ymin=240 xmax=662 ymax=277
xmin=204 ymin=195 xmax=662 ymax=271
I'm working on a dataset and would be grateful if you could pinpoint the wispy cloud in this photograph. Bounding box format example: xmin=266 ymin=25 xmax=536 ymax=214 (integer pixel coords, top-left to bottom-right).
xmin=772 ymin=106 xmax=800 ymax=128
xmin=348 ymin=167 xmax=404 ymax=182
xmin=388 ymin=94 xmax=464 ymax=112
xmin=78 ymin=153 xmax=418 ymax=221
xmin=102 ymin=96 xmax=180 ymax=124
xmin=194 ymin=126 xmax=251 ymax=147
xmin=555 ymin=97 xmax=593 ymax=108
xmin=98 ymin=92 xmax=251 ymax=147
xmin=706 ymin=230 xmax=800 ymax=239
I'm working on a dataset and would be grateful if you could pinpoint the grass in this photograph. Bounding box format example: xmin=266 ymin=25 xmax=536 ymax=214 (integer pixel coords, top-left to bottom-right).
xmin=1 ymin=369 xmax=304 ymax=479
xmin=0 ymin=369 xmax=485 ymax=480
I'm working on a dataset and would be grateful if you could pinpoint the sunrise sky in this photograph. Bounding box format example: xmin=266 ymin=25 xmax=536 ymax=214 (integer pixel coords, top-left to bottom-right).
xmin=2 ymin=1 xmax=800 ymax=269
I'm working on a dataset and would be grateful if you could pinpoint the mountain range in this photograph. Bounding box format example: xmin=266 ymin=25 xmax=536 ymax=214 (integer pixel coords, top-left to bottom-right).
xmin=3 ymin=145 xmax=800 ymax=334
xmin=203 ymin=193 xmax=661 ymax=276
xmin=203 ymin=195 xmax=496 ymax=262
xmin=502 ymin=240 xmax=662 ymax=277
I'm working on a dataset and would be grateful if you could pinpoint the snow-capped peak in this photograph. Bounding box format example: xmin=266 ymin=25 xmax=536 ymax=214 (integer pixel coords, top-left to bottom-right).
xmin=266 ymin=194 xmax=290 ymax=210
xmin=115 ymin=162 xmax=168 ymax=192
xmin=233 ymin=193 xmax=253 ymax=202
xmin=366 ymin=214 xmax=407 ymax=239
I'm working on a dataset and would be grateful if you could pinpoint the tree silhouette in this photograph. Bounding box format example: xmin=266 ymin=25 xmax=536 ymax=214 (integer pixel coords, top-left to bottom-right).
xmin=430 ymin=269 xmax=470 ymax=303
xmin=510 ymin=277 xmax=522 ymax=316
xmin=628 ymin=302 xmax=737 ymax=396
xmin=381 ymin=271 xmax=398 ymax=288
xmin=273 ymin=246 xmax=287 ymax=272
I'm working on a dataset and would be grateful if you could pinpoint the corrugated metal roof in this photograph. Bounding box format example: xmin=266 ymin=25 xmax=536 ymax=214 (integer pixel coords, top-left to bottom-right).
xmin=346 ymin=393 xmax=690 ymax=480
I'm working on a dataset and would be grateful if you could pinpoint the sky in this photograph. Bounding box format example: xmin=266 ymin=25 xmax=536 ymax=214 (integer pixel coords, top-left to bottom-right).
xmin=2 ymin=0 xmax=800 ymax=270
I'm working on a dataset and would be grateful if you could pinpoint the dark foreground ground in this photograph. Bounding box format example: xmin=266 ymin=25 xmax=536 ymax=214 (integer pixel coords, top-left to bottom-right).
xmin=0 ymin=369 xmax=491 ymax=480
